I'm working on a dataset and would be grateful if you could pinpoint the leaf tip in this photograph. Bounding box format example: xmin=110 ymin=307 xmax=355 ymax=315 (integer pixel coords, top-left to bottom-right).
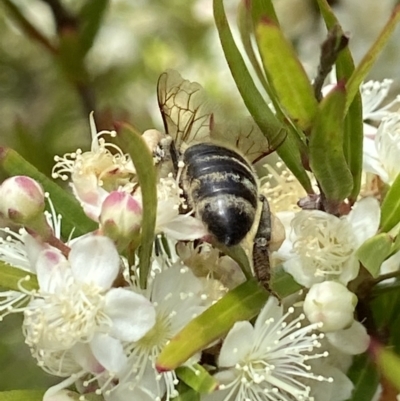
xmin=155 ymin=362 xmax=171 ymax=373
xmin=0 ymin=146 xmax=9 ymax=161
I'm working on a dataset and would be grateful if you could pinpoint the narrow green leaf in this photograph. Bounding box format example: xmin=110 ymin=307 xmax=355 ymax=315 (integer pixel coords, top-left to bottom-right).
xmin=309 ymin=83 xmax=353 ymax=201
xmin=213 ymin=0 xmax=285 ymax=147
xmin=250 ymin=0 xmax=279 ymax=25
xmin=0 ymin=390 xmax=45 ymax=401
xmin=116 ymin=124 xmax=157 ymax=289
xmin=346 ymin=5 xmax=400 ymax=112
xmin=216 ymin=243 xmax=252 ymax=280
xmin=256 ymin=20 xmax=318 ymax=132
xmin=356 ymin=233 xmax=393 ymax=278
xmin=270 ymin=264 xmax=302 ymax=298
xmin=213 ymin=0 xmax=312 ymax=192
xmin=380 ymin=174 xmax=400 ymax=232
xmin=156 ymin=279 xmax=268 ymax=371
xmin=0 ymin=262 xmax=38 ymax=292
xmin=78 ymin=0 xmax=109 ymax=56
xmin=346 ymin=353 xmax=379 ymax=401
xmin=316 ymin=0 xmax=364 ymax=201
xmin=0 ymin=147 xmax=97 ymax=239
xmin=343 ymin=93 xmax=363 ymax=201
xmin=237 ymin=2 xmax=271 ymax=96
xmin=176 ymin=365 xmax=218 ymax=394
xmin=1 ymin=0 xmax=56 ymax=53
xmin=371 ymin=342 xmax=400 ymax=392
xmin=174 ymin=382 xmax=201 ymax=401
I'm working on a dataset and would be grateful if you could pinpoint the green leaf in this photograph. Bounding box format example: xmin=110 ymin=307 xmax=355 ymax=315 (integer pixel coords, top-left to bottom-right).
xmin=1 ymin=0 xmax=56 ymax=53
xmin=309 ymin=83 xmax=353 ymax=201
xmin=250 ymin=0 xmax=279 ymax=25
xmin=237 ymin=2 xmax=271 ymax=96
xmin=156 ymin=278 xmax=268 ymax=371
xmin=116 ymin=124 xmax=157 ymax=289
xmin=315 ymin=0 xmax=364 ymax=201
xmin=346 ymin=5 xmax=400 ymax=112
xmin=256 ymin=19 xmax=318 ymax=132
xmin=216 ymin=243 xmax=252 ymax=280
xmin=176 ymin=365 xmax=218 ymax=394
xmin=78 ymin=0 xmax=109 ymax=56
xmin=0 ymin=147 xmax=97 ymax=239
xmin=174 ymin=382 xmax=201 ymax=401
xmin=270 ymin=264 xmax=302 ymax=298
xmin=0 ymin=390 xmax=45 ymax=401
xmin=213 ymin=0 xmax=312 ymax=193
xmin=380 ymin=174 xmax=400 ymax=232
xmin=213 ymin=0 xmax=285 ymax=148
xmin=356 ymin=233 xmax=393 ymax=278
xmin=0 ymin=262 xmax=38 ymax=292
xmin=371 ymin=342 xmax=400 ymax=392
xmin=346 ymin=353 xmax=379 ymax=401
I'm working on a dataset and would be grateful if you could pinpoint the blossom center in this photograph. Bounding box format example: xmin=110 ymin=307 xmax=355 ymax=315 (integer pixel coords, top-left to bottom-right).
xmin=292 ymin=212 xmax=356 ymax=279
xmin=24 ymin=275 xmax=110 ymax=351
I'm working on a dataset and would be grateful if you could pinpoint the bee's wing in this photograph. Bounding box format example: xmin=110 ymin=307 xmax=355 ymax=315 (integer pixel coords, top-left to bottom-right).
xmin=157 ymin=69 xmax=213 ymax=150
xmin=211 ymin=117 xmax=286 ymax=163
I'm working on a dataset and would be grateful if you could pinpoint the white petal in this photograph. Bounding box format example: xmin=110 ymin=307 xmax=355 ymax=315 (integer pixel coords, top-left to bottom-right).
xmin=36 ymin=248 xmax=68 ymax=293
xmin=162 ymin=215 xmax=208 ymax=240
xmin=43 ymin=389 xmax=79 ymax=401
xmin=326 ymin=321 xmax=370 ymax=355
xmin=283 ymin=257 xmax=320 ymax=288
xmin=338 ymin=255 xmax=360 ymax=285
xmin=381 ymin=250 xmax=400 ymax=277
xmin=44 ymin=376 xmax=85 ymax=399
xmin=363 ymin=137 xmax=389 ymax=182
xmin=218 ymin=321 xmax=254 ymax=367
xmin=69 ymin=235 xmax=119 ymax=289
xmin=70 ymin=342 xmax=103 ymax=373
xmin=90 ymin=333 xmax=127 ymax=373
xmin=347 ymin=197 xmax=380 ymax=246
xmin=254 ymin=297 xmax=282 ymax=334
xmin=104 ymin=288 xmax=156 ymax=341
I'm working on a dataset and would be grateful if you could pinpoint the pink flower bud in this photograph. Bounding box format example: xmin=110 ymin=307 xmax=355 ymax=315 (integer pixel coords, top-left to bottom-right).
xmin=304 ymin=281 xmax=357 ymax=332
xmin=100 ymin=191 xmax=142 ymax=244
xmin=0 ymin=176 xmax=45 ymax=224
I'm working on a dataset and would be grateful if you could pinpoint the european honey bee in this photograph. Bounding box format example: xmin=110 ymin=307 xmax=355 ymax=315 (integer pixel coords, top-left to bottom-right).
xmin=154 ymin=70 xmax=286 ymax=288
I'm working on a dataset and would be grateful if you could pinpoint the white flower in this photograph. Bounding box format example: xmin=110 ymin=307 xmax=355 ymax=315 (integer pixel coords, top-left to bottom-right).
xmin=363 ymin=112 xmax=400 ymax=184
xmin=151 ymin=176 xmax=207 ymax=241
xmin=23 ymin=235 xmax=156 ymax=376
xmin=52 ymin=114 xmax=136 ymax=221
xmin=103 ymin=264 xmax=207 ymax=401
xmin=202 ymin=297 xmax=330 ymax=401
xmin=303 ymin=281 xmax=357 ymax=332
xmin=275 ymin=197 xmax=380 ymax=287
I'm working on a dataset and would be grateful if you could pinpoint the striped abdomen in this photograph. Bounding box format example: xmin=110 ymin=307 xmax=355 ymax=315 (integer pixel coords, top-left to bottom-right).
xmin=182 ymin=143 xmax=258 ymax=246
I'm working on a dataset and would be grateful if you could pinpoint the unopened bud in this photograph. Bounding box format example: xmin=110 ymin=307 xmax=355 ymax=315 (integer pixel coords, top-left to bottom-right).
xmin=304 ymin=281 xmax=357 ymax=332
xmin=0 ymin=176 xmax=45 ymax=225
xmin=100 ymin=191 xmax=142 ymax=247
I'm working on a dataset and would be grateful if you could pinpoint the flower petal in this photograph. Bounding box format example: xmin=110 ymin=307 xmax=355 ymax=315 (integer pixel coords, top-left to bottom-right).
xmin=326 ymin=321 xmax=370 ymax=355
xmin=347 ymin=197 xmax=380 ymax=246
xmin=162 ymin=215 xmax=208 ymax=241
xmin=254 ymin=297 xmax=282 ymax=334
xmin=90 ymin=333 xmax=127 ymax=374
xmin=104 ymin=288 xmax=156 ymax=342
xmin=36 ymin=248 xmax=68 ymax=293
xmin=363 ymin=137 xmax=389 ymax=182
xmin=69 ymin=235 xmax=119 ymax=289
xmin=218 ymin=321 xmax=254 ymax=367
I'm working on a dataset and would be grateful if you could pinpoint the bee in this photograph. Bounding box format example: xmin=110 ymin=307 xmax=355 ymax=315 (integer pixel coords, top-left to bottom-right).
xmin=156 ymin=70 xmax=286 ymax=286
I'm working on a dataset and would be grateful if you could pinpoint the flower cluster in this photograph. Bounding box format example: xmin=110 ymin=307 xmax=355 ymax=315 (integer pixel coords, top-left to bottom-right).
xmin=0 ymin=76 xmax=400 ymax=401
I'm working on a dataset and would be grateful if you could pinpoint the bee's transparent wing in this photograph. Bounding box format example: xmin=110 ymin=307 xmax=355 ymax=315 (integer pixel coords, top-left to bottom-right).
xmin=211 ymin=117 xmax=286 ymax=163
xmin=157 ymin=69 xmax=213 ymax=150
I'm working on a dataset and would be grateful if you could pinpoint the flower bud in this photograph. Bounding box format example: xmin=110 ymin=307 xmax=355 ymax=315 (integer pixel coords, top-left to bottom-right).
xmin=100 ymin=191 xmax=142 ymax=247
xmin=303 ymin=281 xmax=357 ymax=332
xmin=0 ymin=176 xmax=45 ymax=225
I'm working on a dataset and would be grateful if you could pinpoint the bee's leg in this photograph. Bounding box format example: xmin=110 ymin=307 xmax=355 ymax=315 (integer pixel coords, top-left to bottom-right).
xmin=253 ymin=195 xmax=273 ymax=293
xmin=169 ymin=140 xmax=180 ymax=174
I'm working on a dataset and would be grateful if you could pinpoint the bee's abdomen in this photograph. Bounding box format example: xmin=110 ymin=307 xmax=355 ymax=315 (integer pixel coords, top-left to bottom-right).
xmin=182 ymin=143 xmax=258 ymax=246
